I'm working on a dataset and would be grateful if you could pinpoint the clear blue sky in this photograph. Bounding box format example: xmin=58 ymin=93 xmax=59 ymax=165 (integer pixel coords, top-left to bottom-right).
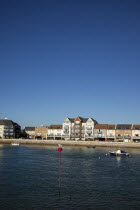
xmin=0 ymin=0 xmax=140 ymax=128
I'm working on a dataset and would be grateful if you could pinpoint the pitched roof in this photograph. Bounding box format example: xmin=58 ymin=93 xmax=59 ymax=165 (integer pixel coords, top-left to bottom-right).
xmin=67 ymin=118 xmax=75 ymax=123
xmin=132 ymin=125 xmax=140 ymax=130
xmin=0 ymin=119 xmax=14 ymax=126
xmin=25 ymin=127 xmax=35 ymax=131
xmin=49 ymin=125 xmax=62 ymax=129
xmin=78 ymin=117 xmax=89 ymax=123
xmin=74 ymin=116 xmax=97 ymax=123
xmin=94 ymin=124 xmax=109 ymax=129
xmin=116 ymin=124 xmax=132 ymax=130
xmin=108 ymin=125 xmax=116 ymax=130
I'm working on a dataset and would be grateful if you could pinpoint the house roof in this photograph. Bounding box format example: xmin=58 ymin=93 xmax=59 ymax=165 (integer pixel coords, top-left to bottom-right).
xmin=116 ymin=124 xmax=132 ymax=130
xmin=108 ymin=125 xmax=116 ymax=130
xmin=132 ymin=125 xmax=140 ymax=130
xmin=94 ymin=124 xmax=109 ymax=129
xmin=25 ymin=127 xmax=35 ymax=131
xmin=0 ymin=119 xmax=14 ymax=126
xmin=74 ymin=116 xmax=98 ymax=123
xmin=67 ymin=118 xmax=75 ymax=123
xmin=0 ymin=119 xmax=20 ymax=128
xmin=49 ymin=125 xmax=62 ymax=129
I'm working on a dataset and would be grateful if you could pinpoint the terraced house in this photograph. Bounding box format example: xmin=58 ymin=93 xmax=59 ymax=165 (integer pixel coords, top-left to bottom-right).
xmin=35 ymin=126 xmax=48 ymax=139
xmin=47 ymin=125 xmax=63 ymax=140
xmin=115 ymin=124 xmax=132 ymax=142
xmin=94 ymin=124 xmax=108 ymax=141
xmin=25 ymin=127 xmax=35 ymax=139
xmin=132 ymin=125 xmax=140 ymax=142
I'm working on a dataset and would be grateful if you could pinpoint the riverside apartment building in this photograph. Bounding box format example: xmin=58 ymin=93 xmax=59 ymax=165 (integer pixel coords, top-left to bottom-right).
xmin=62 ymin=116 xmax=98 ymax=140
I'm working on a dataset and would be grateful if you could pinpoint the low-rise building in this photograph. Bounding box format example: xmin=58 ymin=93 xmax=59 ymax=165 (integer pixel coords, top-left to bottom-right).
xmin=35 ymin=126 xmax=48 ymax=139
xmin=132 ymin=125 xmax=140 ymax=142
xmin=47 ymin=125 xmax=63 ymax=139
xmin=106 ymin=125 xmax=116 ymax=141
xmin=0 ymin=119 xmax=21 ymax=139
xmin=25 ymin=127 xmax=35 ymax=139
xmin=94 ymin=124 xmax=108 ymax=141
xmin=115 ymin=124 xmax=132 ymax=142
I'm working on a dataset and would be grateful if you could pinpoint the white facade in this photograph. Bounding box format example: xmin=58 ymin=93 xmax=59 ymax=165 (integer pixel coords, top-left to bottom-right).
xmin=63 ymin=118 xmax=73 ymax=139
xmin=106 ymin=129 xmax=115 ymax=139
xmin=26 ymin=130 xmax=35 ymax=138
xmin=48 ymin=129 xmax=63 ymax=136
xmin=47 ymin=126 xmax=63 ymax=139
xmin=132 ymin=130 xmax=140 ymax=140
xmin=0 ymin=125 xmax=4 ymax=138
xmin=84 ymin=118 xmax=95 ymax=138
xmin=63 ymin=117 xmax=96 ymax=140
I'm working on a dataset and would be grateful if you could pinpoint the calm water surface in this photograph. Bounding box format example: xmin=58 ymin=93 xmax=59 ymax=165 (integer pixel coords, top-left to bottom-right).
xmin=0 ymin=144 xmax=140 ymax=210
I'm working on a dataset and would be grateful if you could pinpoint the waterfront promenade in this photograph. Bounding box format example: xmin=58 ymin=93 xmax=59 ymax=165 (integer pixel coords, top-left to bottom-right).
xmin=0 ymin=139 xmax=140 ymax=148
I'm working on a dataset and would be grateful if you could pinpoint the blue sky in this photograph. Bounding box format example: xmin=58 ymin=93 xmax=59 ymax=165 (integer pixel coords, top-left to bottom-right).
xmin=0 ymin=0 xmax=140 ymax=127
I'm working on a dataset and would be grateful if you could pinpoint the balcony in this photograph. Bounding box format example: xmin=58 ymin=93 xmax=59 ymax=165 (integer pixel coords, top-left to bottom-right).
xmin=86 ymin=131 xmax=92 ymax=134
xmin=75 ymin=130 xmax=80 ymax=133
xmin=86 ymin=127 xmax=92 ymax=130
xmin=124 ymin=135 xmax=131 ymax=139
xmin=106 ymin=135 xmax=115 ymax=138
xmin=133 ymin=136 xmax=140 ymax=139
xmin=75 ymin=122 xmax=80 ymax=125
xmin=64 ymin=131 xmax=69 ymax=134
xmin=75 ymin=125 xmax=80 ymax=128
xmin=71 ymin=135 xmax=80 ymax=138
xmin=116 ymin=136 xmax=123 ymax=139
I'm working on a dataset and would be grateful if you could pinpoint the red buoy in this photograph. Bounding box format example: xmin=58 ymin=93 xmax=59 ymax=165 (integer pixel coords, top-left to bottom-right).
xmin=58 ymin=147 xmax=63 ymax=152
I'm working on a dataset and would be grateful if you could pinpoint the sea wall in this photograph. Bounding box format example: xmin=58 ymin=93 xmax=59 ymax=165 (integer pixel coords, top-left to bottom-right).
xmin=0 ymin=139 xmax=140 ymax=148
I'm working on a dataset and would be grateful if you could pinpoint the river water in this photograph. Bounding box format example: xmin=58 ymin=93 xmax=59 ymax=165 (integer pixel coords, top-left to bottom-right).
xmin=0 ymin=144 xmax=140 ymax=210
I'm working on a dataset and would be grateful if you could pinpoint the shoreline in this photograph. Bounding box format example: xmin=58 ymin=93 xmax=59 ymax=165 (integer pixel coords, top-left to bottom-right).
xmin=0 ymin=139 xmax=140 ymax=148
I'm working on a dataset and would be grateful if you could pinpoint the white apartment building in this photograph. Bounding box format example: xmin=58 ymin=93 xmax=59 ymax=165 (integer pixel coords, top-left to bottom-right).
xmin=132 ymin=125 xmax=140 ymax=142
xmin=0 ymin=125 xmax=4 ymax=138
xmin=25 ymin=127 xmax=35 ymax=139
xmin=47 ymin=125 xmax=63 ymax=139
xmin=63 ymin=116 xmax=97 ymax=140
xmin=106 ymin=125 xmax=116 ymax=141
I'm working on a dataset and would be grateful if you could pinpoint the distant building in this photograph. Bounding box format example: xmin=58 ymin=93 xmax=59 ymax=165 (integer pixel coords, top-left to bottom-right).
xmin=132 ymin=125 xmax=140 ymax=142
xmin=0 ymin=119 xmax=21 ymax=139
xmin=115 ymin=124 xmax=132 ymax=142
xmin=35 ymin=126 xmax=48 ymax=139
xmin=25 ymin=127 xmax=35 ymax=139
xmin=47 ymin=125 xmax=63 ymax=139
xmin=63 ymin=116 xmax=97 ymax=140
xmin=106 ymin=125 xmax=116 ymax=141
xmin=94 ymin=124 xmax=108 ymax=141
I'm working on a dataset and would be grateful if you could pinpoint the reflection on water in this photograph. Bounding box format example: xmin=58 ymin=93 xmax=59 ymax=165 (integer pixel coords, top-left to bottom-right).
xmin=0 ymin=145 xmax=139 ymax=209
xmin=116 ymin=156 xmax=121 ymax=165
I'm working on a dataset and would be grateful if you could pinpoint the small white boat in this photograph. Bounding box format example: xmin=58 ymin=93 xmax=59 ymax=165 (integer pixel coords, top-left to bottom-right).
xmin=109 ymin=149 xmax=129 ymax=156
xmin=11 ymin=143 xmax=20 ymax=146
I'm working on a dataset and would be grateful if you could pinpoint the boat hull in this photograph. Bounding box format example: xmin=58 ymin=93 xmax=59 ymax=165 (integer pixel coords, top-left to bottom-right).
xmin=109 ymin=152 xmax=129 ymax=156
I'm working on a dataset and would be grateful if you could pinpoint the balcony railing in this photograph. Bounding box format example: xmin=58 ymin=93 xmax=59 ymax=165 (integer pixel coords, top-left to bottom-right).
xmin=133 ymin=136 xmax=140 ymax=139
xmin=106 ymin=135 xmax=115 ymax=138
xmin=87 ymin=131 xmax=92 ymax=134
xmin=124 ymin=136 xmax=131 ymax=139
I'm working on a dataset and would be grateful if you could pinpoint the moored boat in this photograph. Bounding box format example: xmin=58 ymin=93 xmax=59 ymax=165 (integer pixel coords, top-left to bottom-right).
xmin=11 ymin=143 xmax=20 ymax=146
xmin=87 ymin=146 xmax=96 ymax=148
xmin=109 ymin=149 xmax=129 ymax=156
